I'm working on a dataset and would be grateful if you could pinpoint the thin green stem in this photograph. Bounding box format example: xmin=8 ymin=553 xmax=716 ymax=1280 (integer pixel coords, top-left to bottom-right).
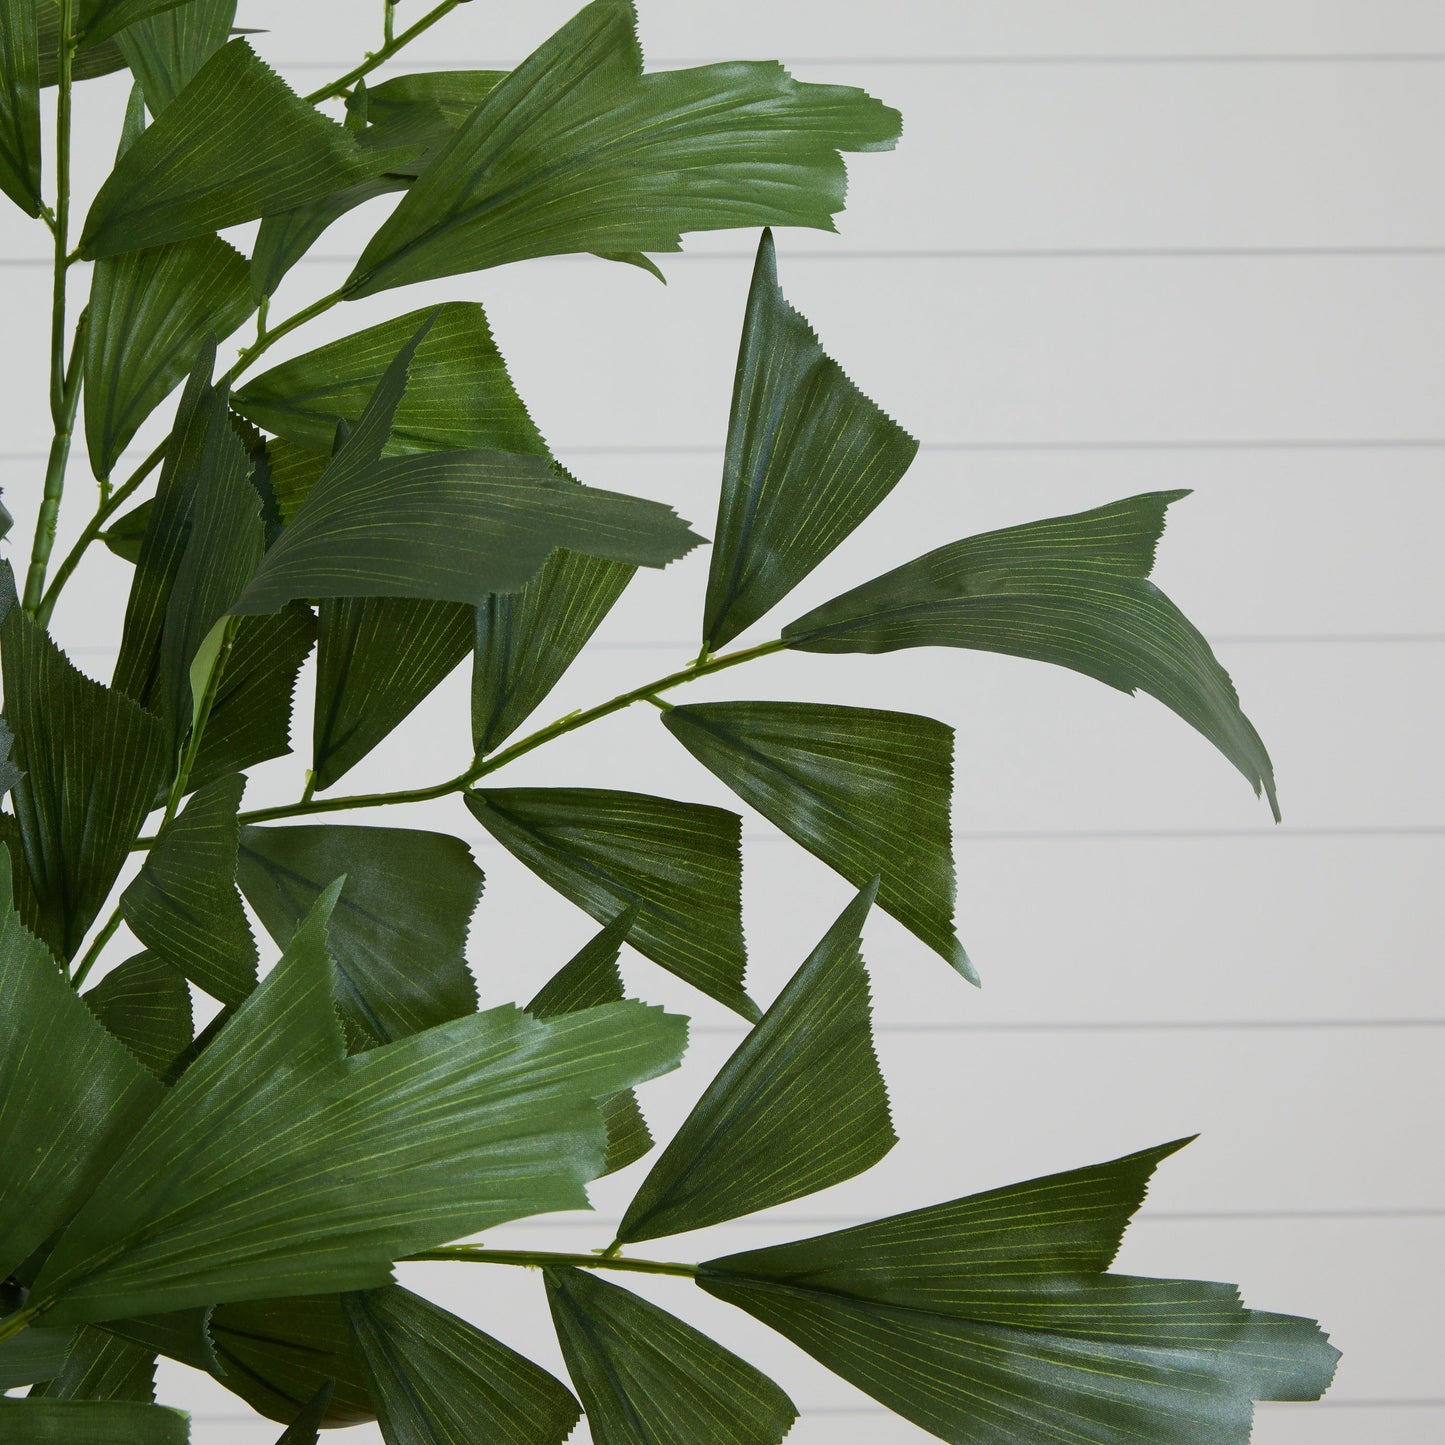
xmin=408 ymin=1246 xmax=698 ymax=1280
xmin=305 ymin=0 xmax=463 ymax=105
xmin=161 ymin=617 xmax=241 ymax=831
xmin=219 ymin=287 xmax=347 ymax=390
xmin=0 ymin=1306 xmax=38 ymax=1346
xmin=383 ymin=0 xmax=397 ymax=47
xmin=69 ymin=906 xmax=122 ymax=990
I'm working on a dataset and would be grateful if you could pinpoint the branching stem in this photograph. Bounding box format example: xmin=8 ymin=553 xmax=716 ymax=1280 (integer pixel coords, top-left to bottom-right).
xmin=69 ymin=906 xmax=122 ymax=990
xmin=409 ymin=1246 xmax=699 ymax=1280
xmin=305 ymin=0 xmax=464 ymax=104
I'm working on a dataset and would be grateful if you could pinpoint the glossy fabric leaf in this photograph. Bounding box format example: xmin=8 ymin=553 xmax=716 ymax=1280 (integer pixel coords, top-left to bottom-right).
xmin=31 ymin=885 xmax=686 ymax=1324
xmin=528 ymin=907 xmax=651 ymax=1175
xmin=29 ymin=1326 xmax=156 ymax=1401
xmin=78 ymin=0 xmax=191 ymax=48
xmin=701 ymin=1141 xmax=1339 ymax=1443
xmin=273 ymin=1380 xmax=333 ymax=1444
xmin=84 ymin=233 xmax=253 ymax=478
xmin=0 ymin=1399 xmax=188 ymax=1442
xmin=83 ymin=953 xmax=193 ymax=1077
xmin=0 ymin=0 xmax=42 ymax=216
xmin=344 ymin=1285 xmax=581 ymax=1445
xmin=365 ymin=70 xmax=508 ymax=131
xmin=0 ymin=851 xmax=163 ymax=1281
xmin=236 ymin=823 xmax=481 ymax=1046
xmin=121 ymin=774 xmax=257 ymax=1006
xmin=784 ymin=491 xmax=1280 ymax=819
xmin=117 ymin=0 xmax=235 ymax=113
xmin=704 ymin=230 xmax=918 ymax=650
xmin=0 ymin=584 xmax=169 ymax=958
xmin=618 ymin=883 xmax=893 ymax=1243
xmin=80 ymin=39 xmax=379 ymax=257
xmin=0 ymin=1329 xmax=73 ymax=1388
xmin=664 ymin=701 xmax=968 ymax=979
xmin=546 ymin=1267 xmax=796 ymax=1445
xmin=468 ymin=789 xmax=754 ymax=1019
xmin=345 ymin=0 xmax=900 ymax=296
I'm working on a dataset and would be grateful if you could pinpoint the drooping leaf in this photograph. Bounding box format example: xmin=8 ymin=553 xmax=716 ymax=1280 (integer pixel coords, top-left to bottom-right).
xmin=468 ymin=789 xmax=755 ymax=1019
xmin=30 ymin=883 xmax=686 ymax=1324
xmin=703 ymin=229 xmax=918 ymax=651
xmin=528 ymin=906 xmax=651 ymax=1175
xmin=545 ymin=1267 xmax=796 ymax=1445
xmin=618 ymin=882 xmax=893 ymax=1244
xmin=121 ymin=774 xmax=257 ymax=1006
xmin=0 ymin=851 xmax=163 ymax=1281
xmin=784 ymin=492 xmax=1281 ymax=819
xmin=365 ymin=70 xmax=509 ymax=131
xmin=117 ymin=0 xmax=235 ymax=113
xmin=79 ymin=39 xmax=382 ymax=257
xmin=0 ymin=1398 xmax=189 ymax=1442
xmin=345 ymin=0 xmax=901 ymax=297
xmin=83 ymin=953 xmax=194 ymax=1077
xmin=700 ymin=1141 xmax=1340 ymax=1444
xmin=0 ymin=573 xmax=169 ymax=959
xmin=664 ymin=701 xmax=969 ymax=979
xmin=84 ymin=232 xmax=253 ymax=479
xmin=78 ymin=0 xmax=192 ymax=49
xmin=29 ymin=1326 xmax=156 ymax=1401
xmin=272 ymin=1380 xmax=334 ymax=1444
xmin=235 ymin=824 xmax=481 ymax=1046
xmin=0 ymin=1329 xmax=74 ymax=1389
xmin=344 ymin=1285 xmax=581 ymax=1445
xmin=0 ymin=0 xmax=42 ymax=216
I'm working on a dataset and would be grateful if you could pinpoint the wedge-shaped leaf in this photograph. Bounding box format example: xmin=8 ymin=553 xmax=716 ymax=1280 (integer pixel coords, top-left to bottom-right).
xmin=274 ymin=1381 xmax=333 ymax=1444
xmin=0 ymin=577 xmax=169 ymax=958
xmin=618 ymin=883 xmax=893 ymax=1244
xmin=121 ymin=775 xmax=257 ymax=1006
xmin=101 ymin=499 xmax=152 ymax=564
xmin=785 ymin=491 xmax=1280 ymax=819
xmin=79 ymin=0 xmax=192 ymax=48
xmin=80 ymin=40 xmax=379 ymax=257
xmin=366 ymin=70 xmax=508 ymax=131
xmin=0 ymin=1329 xmax=73 ymax=1389
xmin=83 ymin=953 xmax=193 ymax=1078
xmin=528 ymin=907 xmax=651 ymax=1175
xmin=117 ymin=0 xmax=235 ymax=114
xmin=0 ymin=852 xmax=163 ymax=1280
xmin=206 ymin=1296 xmax=372 ymax=1427
xmin=31 ymin=885 xmax=686 ymax=1324
xmin=0 ymin=0 xmax=42 ymax=215
xmin=0 ymin=1399 xmax=188 ymax=1442
xmin=29 ymin=1326 xmax=156 ymax=1401
xmin=96 ymin=1310 xmax=215 ymax=1375
xmin=546 ymin=1267 xmax=796 ymax=1445
xmin=236 ymin=824 xmax=481 ymax=1046
xmin=84 ymin=233 xmax=253 ymax=478
xmin=664 ymin=701 xmax=968 ymax=979
xmin=704 ymin=230 xmax=918 ymax=650
xmin=345 ymin=0 xmax=900 ymax=296
xmin=344 ymin=1284 xmax=581 ymax=1445
xmin=701 ymin=1140 xmax=1339 ymax=1444
xmin=468 ymin=789 xmax=754 ymax=1019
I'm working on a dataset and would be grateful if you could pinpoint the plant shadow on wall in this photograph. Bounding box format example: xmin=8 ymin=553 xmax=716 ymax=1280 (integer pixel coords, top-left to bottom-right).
xmin=0 ymin=1 xmax=1339 ymax=1441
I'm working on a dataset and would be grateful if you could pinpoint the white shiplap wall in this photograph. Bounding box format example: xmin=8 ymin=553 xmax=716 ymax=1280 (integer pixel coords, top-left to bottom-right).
xmin=2 ymin=2 xmax=1441 ymax=1440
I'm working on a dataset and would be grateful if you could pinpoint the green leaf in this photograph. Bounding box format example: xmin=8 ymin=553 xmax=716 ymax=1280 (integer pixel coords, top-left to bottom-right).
xmin=618 ymin=882 xmax=893 ymax=1243
xmin=117 ymin=0 xmax=235 ymax=114
xmin=664 ymin=701 xmax=969 ymax=979
xmin=468 ymin=789 xmax=755 ymax=1020
xmin=344 ymin=1284 xmax=581 ymax=1445
xmin=700 ymin=1141 xmax=1340 ymax=1444
xmin=79 ymin=0 xmax=193 ymax=49
xmin=38 ymin=1 xmax=127 ymax=83
xmin=28 ymin=1326 xmax=156 ymax=1401
xmin=545 ymin=1267 xmax=796 ymax=1445
xmin=235 ymin=824 xmax=482 ymax=1046
xmin=703 ymin=230 xmax=918 ymax=650
xmin=79 ymin=40 xmax=381 ymax=258
xmin=784 ymin=491 xmax=1281 ymax=820
xmin=273 ymin=1380 xmax=334 ymax=1444
xmin=528 ymin=907 xmax=652 ymax=1175
xmin=345 ymin=0 xmax=900 ymax=297
xmin=121 ymin=774 xmax=257 ymax=1006
xmin=266 ymin=439 xmax=327 ymax=524
xmin=83 ymin=953 xmax=194 ymax=1077
xmin=207 ymin=1295 xmax=374 ymax=1427
xmin=0 ymin=1399 xmax=189 ymax=1442
xmin=0 ymin=0 xmax=42 ymax=216
xmin=0 ymin=850 xmax=163 ymax=1281
xmin=101 ymin=500 xmax=153 ymax=564
xmin=0 ymin=1329 xmax=74 ymax=1389
xmin=0 ymin=717 xmax=20 ymax=797
xmin=30 ymin=883 xmax=686 ymax=1324
xmin=365 ymin=70 xmax=509 ymax=131
xmin=84 ymin=232 xmax=254 ymax=479
xmin=96 ymin=1309 xmax=216 ymax=1376
xmin=0 ymin=574 xmax=169 ymax=959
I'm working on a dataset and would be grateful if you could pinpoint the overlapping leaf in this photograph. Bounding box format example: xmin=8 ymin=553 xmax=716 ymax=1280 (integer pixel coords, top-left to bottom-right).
xmin=785 ymin=491 xmax=1280 ymax=818
xmin=344 ymin=1284 xmax=581 ymax=1445
xmin=236 ymin=823 xmax=482 ymax=1046
xmin=665 ymin=701 xmax=969 ymax=978
xmin=121 ymin=774 xmax=257 ymax=1006
xmin=39 ymin=0 xmax=127 ymax=83
xmin=30 ymin=884 xmax=686 ymax=1324
xmin=0 ymin=1398 xmax=188 ymax=1442
xmin=0 ymin=0 xmax=42 ymax=216
xmin=703 ymin=230 xmax=918 ymax=650
xmin=468 ymin=789 xmax=755 ymax=1019
xmin=546 ymin=1267 xmax=796 ymax=1445
xmin=365 ymin=70 xmax=508 ymax=131
xmin=83 ymin=953 xmax=193 ymax=1077
xmin=701 ymin=1141 xmax=1339 ymax=1443
xmin=273 ymin=1382 xmax=334 ymax=1444
xmin=117 ymin=0 xmax=234 ymax=114
xmin=78 ymin=0 xmax=192 ymax=49
xmin=0 ymin=1329 xmax=73 ymax=1389
xmin=29 ymin=1326 xmax=156 ymax=1401
xmin=618 ymin=883 xmax=893 ymax=1243
xmin=346 ymin=0 xmax=901 ymax=296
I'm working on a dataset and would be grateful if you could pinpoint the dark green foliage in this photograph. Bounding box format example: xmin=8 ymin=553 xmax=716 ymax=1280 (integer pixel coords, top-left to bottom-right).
xmin=0 ymin=0 xmax=41 ymax=216
xmin=116 ymin=0 xmax=236 ymax=115
xmin=28 ymin=1326 xmax=156 ymax=1401
xmin=272 ymin=1381 xmax=334 ymax=1444
xmin=0 ymin=1328 xmax=74 ymax=1389
xmin=0 ymin=1398 xmax=189 ymax=1442
xmin=82 ymin=954 xmax=192 ymax=1077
